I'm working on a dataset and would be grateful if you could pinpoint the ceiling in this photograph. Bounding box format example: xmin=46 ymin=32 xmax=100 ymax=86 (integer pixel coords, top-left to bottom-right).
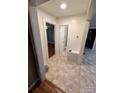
xmin=29 ymin=0 xmax=49 ymax=6
xmin=38 ymin=0 xmax=91 ymax=18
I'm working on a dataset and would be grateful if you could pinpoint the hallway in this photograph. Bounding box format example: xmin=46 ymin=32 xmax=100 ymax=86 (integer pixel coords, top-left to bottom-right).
xmin=46 ymin=53 xmax=80 ymax=93
xmin=46 ymin=48 xmax=96 ymax=93
xmin=80 ymin=48 xmax=96 ymax=93
xmin=28 ymin=0 xmax=96 ymax=92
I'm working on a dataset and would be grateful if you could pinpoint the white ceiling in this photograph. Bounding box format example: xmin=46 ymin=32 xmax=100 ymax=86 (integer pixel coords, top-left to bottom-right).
xmin=38 ymin=0 xmax=91 ymax=18
xmin=29 ymin=0 xmax=49 ymax=6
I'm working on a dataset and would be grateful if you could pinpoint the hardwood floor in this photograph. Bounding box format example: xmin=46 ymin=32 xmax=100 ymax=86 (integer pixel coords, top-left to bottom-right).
xmin=29 ymin=79 xmax=65 ymax=93
xmin=48 ymin=43 xmax=55 ymax=58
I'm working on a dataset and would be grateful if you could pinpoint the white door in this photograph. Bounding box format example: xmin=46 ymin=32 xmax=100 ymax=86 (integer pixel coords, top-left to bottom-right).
xmin=59 ymin=25 xmax=68 ymax=54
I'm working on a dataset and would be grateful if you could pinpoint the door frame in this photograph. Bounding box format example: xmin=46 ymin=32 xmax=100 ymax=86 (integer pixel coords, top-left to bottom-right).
xmin=29 ymin=7 xmax=46 ymax=82
xmin=28 ymin=19 xmax=41 ymax=90
xmin=46 ymin=22 xmax=55 ymax=58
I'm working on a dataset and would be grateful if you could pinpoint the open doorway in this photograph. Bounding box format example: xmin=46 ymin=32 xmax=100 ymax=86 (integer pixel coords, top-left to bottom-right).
xmin=85 ymin=28 xmax=96 ymax=49
xmin=46 ymin=23 xmax=55 ymax=58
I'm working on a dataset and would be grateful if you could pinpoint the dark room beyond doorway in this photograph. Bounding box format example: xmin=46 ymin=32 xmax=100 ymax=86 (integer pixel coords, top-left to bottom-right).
xmin=46 ymin=23 xmax=55 ymax=58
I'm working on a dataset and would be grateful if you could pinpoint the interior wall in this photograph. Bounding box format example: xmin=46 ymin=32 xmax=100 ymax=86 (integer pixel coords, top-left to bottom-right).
xmin=28 ymin=6 xmax=46 ymax=81
xmin=78 ymin=21 xmax=90 ymax=63
xmin=90 ymin=14 xmax=96 ymax=28
xmin=37 ymin=8 xmax=57 ymax=25
xmin=58 ymin=15 xmax=87 ymax=52
xmin=87 ymin=0 xmax=96 ymax=21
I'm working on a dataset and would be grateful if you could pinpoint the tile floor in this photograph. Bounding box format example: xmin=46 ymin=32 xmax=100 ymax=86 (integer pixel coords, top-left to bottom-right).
xmin=80 ymin=48 xmax=96 ymax=93
xmin=46 ymin=48 xmax=96 ymax=93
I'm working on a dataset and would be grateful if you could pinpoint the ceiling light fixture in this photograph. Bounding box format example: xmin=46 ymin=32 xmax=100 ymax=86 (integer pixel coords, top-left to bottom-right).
xmin=60 ymin=3 xmax=67 ymax=10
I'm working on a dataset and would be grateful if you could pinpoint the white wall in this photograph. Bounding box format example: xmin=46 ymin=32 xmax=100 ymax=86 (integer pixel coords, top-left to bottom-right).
xmin=58 ymin=15 xmax=87 ymax=52
xmin=87 ymin=0 xmax=96 ymax=21
xmin=90 ymin=14 xmax=96 ymax=28
xmin=29 ymin=6 xmax=46 ymax=81
xmin=37 ymin=8 xmax=57 ymax=25
xmin=78 ymin=21 xmax=90 ymax=63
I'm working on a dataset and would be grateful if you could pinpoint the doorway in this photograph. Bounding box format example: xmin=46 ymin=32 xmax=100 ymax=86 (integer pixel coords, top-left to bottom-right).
xmin=85 ymin=28 xmax=96 ymax=49
xmin=46 ymin=23 xmax=55 ymax=58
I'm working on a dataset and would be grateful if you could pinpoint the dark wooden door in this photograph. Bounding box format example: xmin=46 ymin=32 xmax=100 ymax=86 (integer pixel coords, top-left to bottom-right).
xmin=85 ymin=29 xmax=96 ymax=49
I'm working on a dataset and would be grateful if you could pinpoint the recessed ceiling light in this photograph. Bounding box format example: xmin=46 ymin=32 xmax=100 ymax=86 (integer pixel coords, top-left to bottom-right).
xmin=60 ymin=3 xmax=67 ymax=9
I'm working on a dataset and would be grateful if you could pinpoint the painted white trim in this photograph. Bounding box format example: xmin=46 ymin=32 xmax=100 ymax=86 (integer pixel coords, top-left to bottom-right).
xmin=29 ymin=6 xmax=46 ymax=82
xmin=42 ymin=18 xmax=49 ymax=65
xmin=92 ymin=38 xmax=96 ymax=50
xmin=44 ymin=21 xmax=56 ymax=57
